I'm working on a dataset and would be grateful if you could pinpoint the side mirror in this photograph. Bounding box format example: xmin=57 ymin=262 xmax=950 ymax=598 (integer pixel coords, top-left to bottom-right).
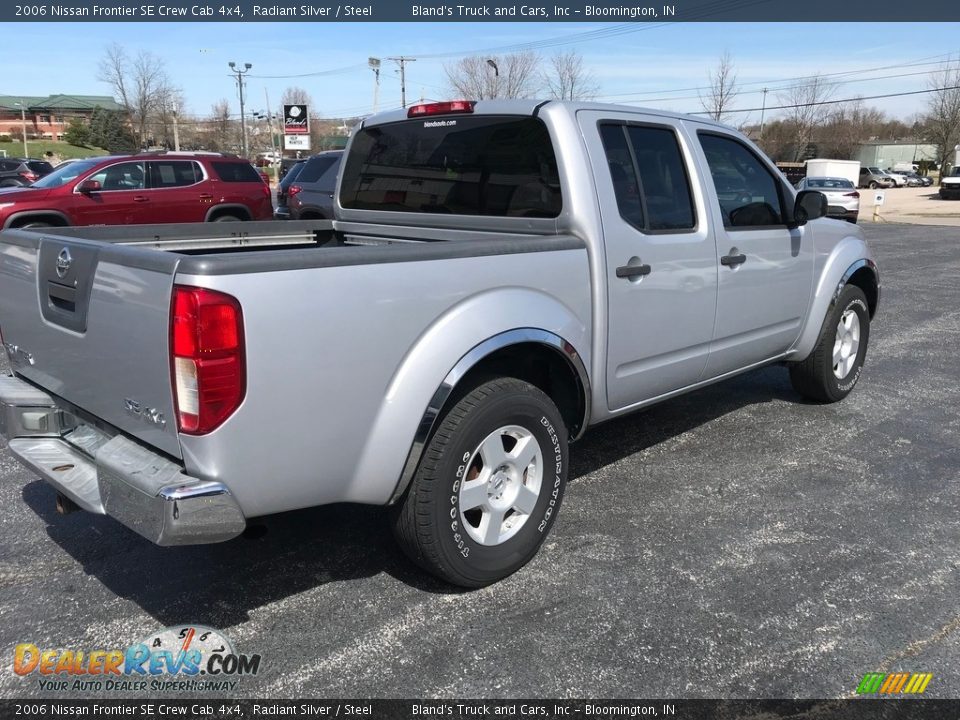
xmin=791 ymin=190 xmax=827 ymax=227
xmin=77 ymin=179 xmax=101 ymax=194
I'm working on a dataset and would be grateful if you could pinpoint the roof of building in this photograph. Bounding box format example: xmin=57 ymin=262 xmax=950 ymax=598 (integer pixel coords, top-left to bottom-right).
xmin=0 ymin=94 xmax=124 ymax=112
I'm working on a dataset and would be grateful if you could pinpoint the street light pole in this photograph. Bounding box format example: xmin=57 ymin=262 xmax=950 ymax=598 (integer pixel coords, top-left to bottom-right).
xmin=486 ymin=58 xmax=499 ymax=100
xmin=759 ymin=87 xmax=768 ymax=142
xmin=387 ymin=56 xmax=416 ymax=108
xmin=369 ymin=57 xmax=381 ymax=113
xmin=229 ymin=61 xmax=253 ymax=157
xmin=15 ymin=100 xmax=28 ymax=157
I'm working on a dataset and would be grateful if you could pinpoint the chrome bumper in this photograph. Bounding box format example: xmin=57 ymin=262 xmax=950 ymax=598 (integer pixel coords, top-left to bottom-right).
xmin=0 ymin=374 xmax=245 ymax=545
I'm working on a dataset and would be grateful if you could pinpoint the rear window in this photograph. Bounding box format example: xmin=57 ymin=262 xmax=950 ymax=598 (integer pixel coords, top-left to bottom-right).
xmin=296 ymin=155 xmax=341 ymax=188
xmin=807 ymin=178 xmax=854 ymax=189
xmin=27 ymin=161 xmax=54 ymax=174
xmin=212 ymin=161 xmax=262 ymax=183
xmin=340 ymin=116 xmax=561 ymax=217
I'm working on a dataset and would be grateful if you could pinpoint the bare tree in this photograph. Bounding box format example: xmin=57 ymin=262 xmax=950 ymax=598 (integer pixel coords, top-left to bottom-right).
xmin=207 ymin=99 xmax=235 ymax=153
xmin=444 ymin=52 xmax=541 ymax=100
xmin=98 ymin=43 xmax=178 ymax=148
xmin=819 ymin=98 xmax=885 ymax=160
xmin=924 ymin=61 xmax=960 ymax=174
xmin=699 ymin=51 xmax=738 ymax=122
xmin=542 ymin=50 xmax=599 ymax=101
xmin=777 ymin=74 xmax=835 ymax=161
xmin=281 ymin=87 xmax=314 ymax=108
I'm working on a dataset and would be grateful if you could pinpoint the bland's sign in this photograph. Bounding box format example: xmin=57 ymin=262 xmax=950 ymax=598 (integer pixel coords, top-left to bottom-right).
xmin=283 ymin=105 xmax=309 ymax=135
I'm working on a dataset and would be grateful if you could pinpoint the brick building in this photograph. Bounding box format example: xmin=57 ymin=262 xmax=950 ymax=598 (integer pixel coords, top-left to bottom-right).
xmin=0 ymin=95 xmax=124 ymax=141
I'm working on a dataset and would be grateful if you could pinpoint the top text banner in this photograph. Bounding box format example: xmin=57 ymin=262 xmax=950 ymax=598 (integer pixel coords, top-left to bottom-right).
xmin=5 ymin=0 xmax=960 ymax=22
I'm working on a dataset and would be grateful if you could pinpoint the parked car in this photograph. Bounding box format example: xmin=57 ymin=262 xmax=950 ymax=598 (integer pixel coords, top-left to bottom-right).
xmin=0 ymin=151 xmax=273 ymax=229
xmin=795 ymin=176 xmax=860 ymax=223
xmin=859 ymin=166 xmax=894 ymax=189
xmin=273 ymin=159 xmax=306 ymax=219
xmin=279 ymin=156 xmax=303 ymax=181
xmin=285 ymin=151 xmax=343 ymax=220
xmin=886 ymin=169 xmax=918 ymax=187
xmin=0 ymin=100 xmax=879 ymax=587
xmin=0 ymin=158 xmax=54 ymax=187
xmin=939 ymin=166 xmax=960 ymax=198
xmin=906 ymin=172 xmax=934 ymax=187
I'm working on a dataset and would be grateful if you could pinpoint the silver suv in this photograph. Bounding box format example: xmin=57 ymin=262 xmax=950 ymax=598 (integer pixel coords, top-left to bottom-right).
xmin=859 ymin=166 xmax=894 ymax=189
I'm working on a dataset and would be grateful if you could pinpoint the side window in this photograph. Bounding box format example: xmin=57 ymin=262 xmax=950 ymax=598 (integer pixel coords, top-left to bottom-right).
xmin=600 ymin=122 xmax=697 ymax=232
xmin=316 ymin=158 xmax=342 ymax=192
xmin=698 ymin=133 xmax=784 ymax=228
xmin=87 ymin=162 xmax=145 ymax=191
xmin=149 ymin=161 xmax=202 ymax=188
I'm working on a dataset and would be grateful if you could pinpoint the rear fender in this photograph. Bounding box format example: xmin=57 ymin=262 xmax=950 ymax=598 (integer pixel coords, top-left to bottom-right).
xmin=350 ymin=287 xmax=590 ymax=505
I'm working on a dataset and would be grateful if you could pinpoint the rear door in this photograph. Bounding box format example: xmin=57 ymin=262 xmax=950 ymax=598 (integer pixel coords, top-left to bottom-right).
xmin=0 ymin=231 xmax=182 ymax=457
xmin=579 ymin=110 xmax=718 ymax=409
xmin=693 ymin=130 xmax=813 ymax=378
xmin=144 ymin=160 xmax=207 ymax=223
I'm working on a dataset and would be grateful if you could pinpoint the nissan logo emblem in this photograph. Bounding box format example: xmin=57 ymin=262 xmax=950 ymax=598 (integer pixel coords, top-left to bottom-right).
xmin=56 ymin=247 xmax=72 ymax=278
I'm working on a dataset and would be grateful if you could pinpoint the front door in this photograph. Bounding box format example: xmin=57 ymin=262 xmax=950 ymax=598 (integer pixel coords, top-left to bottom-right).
xmin=70 ymin=160 xmax=146 ymax=226
xmin=579 ymin=111 xmax=718 ymax=410
xmin=693 ymin=131 xmax=813 ymax=378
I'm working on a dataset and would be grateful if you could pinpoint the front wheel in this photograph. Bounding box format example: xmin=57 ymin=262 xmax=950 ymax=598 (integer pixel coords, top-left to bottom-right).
xmin=391 ymin=377 xmax=568 ymax=587
xmin=789 ymin=285 xmax=871 ymax=403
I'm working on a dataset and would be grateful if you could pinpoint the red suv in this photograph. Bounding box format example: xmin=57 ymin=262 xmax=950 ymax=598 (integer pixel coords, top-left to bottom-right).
xmin=0 ymin=152 xmax=273 ymax=229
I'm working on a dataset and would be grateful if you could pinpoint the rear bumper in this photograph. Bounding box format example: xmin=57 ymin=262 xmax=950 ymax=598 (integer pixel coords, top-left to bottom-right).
xmin=0 ymin=375 xmax=245 ymax=545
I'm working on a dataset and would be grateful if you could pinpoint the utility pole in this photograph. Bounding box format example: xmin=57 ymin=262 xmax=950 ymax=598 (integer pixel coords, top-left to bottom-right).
xmin=229 ymin=61 xmax=253 ymax=157
xmin=172 ymin=108 xmax=180 ymax=151
xmin=369 ymin=57 xmax=381 ymax=113
xmin=759 ymin=87 xmax=768 ymax=141
xmin=263 ymin=88 xmax=280 ymax=174
xmin=15 ymin=100 xmax=28 ymax=157
xmin=388 ymin=56 xmax=416 ymax=108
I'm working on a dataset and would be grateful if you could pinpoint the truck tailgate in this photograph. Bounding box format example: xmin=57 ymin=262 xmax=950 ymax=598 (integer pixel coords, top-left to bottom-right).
xmin=0 ymin=230 xmax=182 ymax=459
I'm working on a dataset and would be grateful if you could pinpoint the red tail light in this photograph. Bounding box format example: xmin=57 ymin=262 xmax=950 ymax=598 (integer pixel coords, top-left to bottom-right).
xmin=20 ymin=172 xmax=38 ymax=183
xmin=170 ymin=285 xmax=245 ymax=435
xmin=288 ymin=184 xmax=303 ymax=198
xmin=407 ymin=100 xmax=476 ymax=118
xmin=844 ymin=191 xmax=860 ymax=198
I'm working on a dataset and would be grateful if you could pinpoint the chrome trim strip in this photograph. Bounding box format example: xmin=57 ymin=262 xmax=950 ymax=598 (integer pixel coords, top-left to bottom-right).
xmin=388 ymin=328 xmax=591 ymax=504
xmin=158 ymin=481 xmax=233 ymax=501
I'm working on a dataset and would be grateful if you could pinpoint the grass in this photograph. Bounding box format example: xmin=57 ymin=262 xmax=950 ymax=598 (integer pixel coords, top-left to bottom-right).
xmin=0 ymin=140 xmax=109 ymax=160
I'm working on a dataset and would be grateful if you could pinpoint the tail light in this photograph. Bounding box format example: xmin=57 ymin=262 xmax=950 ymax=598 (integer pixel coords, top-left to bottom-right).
xmin=407 ymin=100 xmax=476 ymax=118
xmin=844 ymin=191 xmax=860 ymax=198
xmin=19 ymin=172 xmax=38 ymax=183
xmin=288 ymin=184 xmax=303 ymax=198
xmin=170 ymin=285 xmax=245 ymax=435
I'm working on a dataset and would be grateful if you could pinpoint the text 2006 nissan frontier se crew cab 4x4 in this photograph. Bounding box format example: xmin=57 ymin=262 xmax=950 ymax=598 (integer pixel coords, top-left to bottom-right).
xmin=0 ymin=100 xmax=879 ymax=587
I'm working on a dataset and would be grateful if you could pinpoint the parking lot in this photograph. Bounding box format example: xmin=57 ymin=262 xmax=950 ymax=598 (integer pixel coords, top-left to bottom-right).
xmin=0 ymin=222 xmax=958 ymax=700
xmin=861 ymin=185 xmax=960 ymax=226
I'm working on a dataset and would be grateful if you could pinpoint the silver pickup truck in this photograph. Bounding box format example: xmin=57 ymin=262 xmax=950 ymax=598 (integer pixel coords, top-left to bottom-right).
xmin=0 ymin=100 xmax=879 ymax=587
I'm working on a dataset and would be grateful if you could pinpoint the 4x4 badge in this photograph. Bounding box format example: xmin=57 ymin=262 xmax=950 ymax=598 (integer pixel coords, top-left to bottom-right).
xmin=56 ymin=248 xmax=72 ymax=278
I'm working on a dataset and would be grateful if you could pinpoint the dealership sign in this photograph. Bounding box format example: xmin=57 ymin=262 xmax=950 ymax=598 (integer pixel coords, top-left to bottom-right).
xmin=283 ymin=105 xmax=309 ymax=134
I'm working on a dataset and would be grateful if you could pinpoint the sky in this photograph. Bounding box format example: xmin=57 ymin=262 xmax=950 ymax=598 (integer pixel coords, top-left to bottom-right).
xmin=4 ymin=22 xmax=959 ymax=123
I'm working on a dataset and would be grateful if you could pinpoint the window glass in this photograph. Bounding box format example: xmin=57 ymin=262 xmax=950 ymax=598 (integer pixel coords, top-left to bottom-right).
xmin=26 ymin=161 xmax=53 ymax=174
xmin=698 ymin=133 xmax=784 ymax=227
xmin=212 ymin=162 xmax=262 ymax=183
xmin=340 ymin=116 xmax=561 ymax=217
xmin=297 ymin=155 xmax=339 ymax=184
xmin=87 ymin=161 xmax=145 ymax=191
xmin=626 ymin=126 xmax=696 ymax=230
xmin=599 ymin=124 xmax=644 ymax=228
xmin=149 ymin=161 xmax=202 ymax=188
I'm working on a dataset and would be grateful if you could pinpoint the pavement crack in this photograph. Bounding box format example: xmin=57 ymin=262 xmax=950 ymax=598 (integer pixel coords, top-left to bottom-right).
xmin=874 ymin=615 xmax=960 ymax=674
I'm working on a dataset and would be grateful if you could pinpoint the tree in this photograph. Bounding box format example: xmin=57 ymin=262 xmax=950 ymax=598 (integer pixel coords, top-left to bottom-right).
xmin=98 ymin=43 xmax=179 ymax=148
xmin=281 ymin=86 xmax=314 ymax=108
xmin=63 ymin=118 xmax=92 ymax=147
xmin=818 ymin=99 xmax=886 ymax=160
xmin=207 ymin=99 xmax=236 ymax=153
xmin=88 ymin=107 xmax=136 ymax=153
xmin=699 ymin=51 xmax=738 ymax=122
xmin=924 ymin=61 xmax=960 ymax=174
xmin=777 ymin=74 xmax=836 ymax=161
xmin=444 ymin=52 xmax=541 ymax=100
xmin=542 ymin=50 xmax=599 ymax=101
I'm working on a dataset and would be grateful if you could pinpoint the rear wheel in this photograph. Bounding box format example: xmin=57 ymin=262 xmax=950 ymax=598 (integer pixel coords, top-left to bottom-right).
xmin=391 ymin=377 xmax=568 ymax=587
xmin=211 ymin=214 xmax=242 ymax=222
xmin=789 ymin=285 xmax=870 ymax=403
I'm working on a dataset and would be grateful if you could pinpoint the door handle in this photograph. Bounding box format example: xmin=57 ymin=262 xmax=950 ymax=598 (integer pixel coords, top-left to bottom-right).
xmin=720 ymin=252 xmax=747 ymax=267
xmin=133 ymin=196 xmax=149 ymax=202
xmin=199 ymin=193 xmax=213 ymax=199
xmin=616 ymin=263 xmax=652 ymax=279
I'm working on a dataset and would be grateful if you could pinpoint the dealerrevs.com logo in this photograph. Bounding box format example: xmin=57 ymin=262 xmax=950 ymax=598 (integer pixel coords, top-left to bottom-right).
xmin=13 ymin=625 xmax=261 ymax=693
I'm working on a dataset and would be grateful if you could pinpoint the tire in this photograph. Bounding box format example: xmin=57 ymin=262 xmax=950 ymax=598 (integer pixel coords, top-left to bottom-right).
xmin=211 ymin=214 xmax=242 ymax=222
xmin=391 ymin=377 xmax=568 ymax=587
xmin=789 ymin=285 xmax=870 ymax=403
xmin=869 ymin=181 xmax=878 ymax=189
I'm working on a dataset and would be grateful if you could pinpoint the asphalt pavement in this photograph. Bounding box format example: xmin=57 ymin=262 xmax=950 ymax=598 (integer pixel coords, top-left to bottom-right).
xmin=0 ymin=223 xmax=958 ymax=700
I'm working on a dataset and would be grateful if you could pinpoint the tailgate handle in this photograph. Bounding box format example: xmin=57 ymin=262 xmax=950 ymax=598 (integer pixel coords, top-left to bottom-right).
xmin=47 ymin=281 xmax=77 ymax=313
